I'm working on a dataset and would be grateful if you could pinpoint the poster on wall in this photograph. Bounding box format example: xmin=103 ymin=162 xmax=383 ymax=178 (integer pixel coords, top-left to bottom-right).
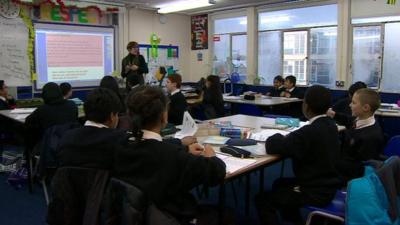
xmin=191 ymin=14 xmax=208 ymax=50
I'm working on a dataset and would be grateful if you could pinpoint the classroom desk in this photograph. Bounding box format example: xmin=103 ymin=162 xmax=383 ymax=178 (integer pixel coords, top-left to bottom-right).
xmin=0 ymin=109 xmax=31 ymax=123
xmin=375 ymin=109 xmax=400 ymax=117
xmin=0 ymin=106 xmax=85 ymax=124
xmin=202 ymin=114 xmax=284 ymax=216
xmin=223 ymin=96 xmax=302 ymax=106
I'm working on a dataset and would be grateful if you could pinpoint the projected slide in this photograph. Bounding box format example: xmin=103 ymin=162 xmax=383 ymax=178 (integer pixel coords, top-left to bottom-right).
xmin=35 ymin=23 xmax=114 ymax=89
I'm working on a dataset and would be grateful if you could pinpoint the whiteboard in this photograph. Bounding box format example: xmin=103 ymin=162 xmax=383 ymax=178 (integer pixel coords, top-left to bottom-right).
xmin=0 ymin=16 xmax=31 ymax=86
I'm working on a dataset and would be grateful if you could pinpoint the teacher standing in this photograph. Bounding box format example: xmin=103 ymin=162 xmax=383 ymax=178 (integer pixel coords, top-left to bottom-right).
xmin=121 ymin=41 xmax=148 ymax=90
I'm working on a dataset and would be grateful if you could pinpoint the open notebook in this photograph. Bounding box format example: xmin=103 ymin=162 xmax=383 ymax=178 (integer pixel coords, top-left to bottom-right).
xmin=216 ymin=153 xmax=257 ymax=174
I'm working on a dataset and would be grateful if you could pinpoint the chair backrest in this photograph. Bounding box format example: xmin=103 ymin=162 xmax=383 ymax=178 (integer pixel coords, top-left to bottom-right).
xmin=102 ymin=178 xmax=148 ymax=225
xmin=384 ymin=135 xmax=400 ymax=157
xmin=36 ymin=122 xmax=81 ymax=178
xmin=47 ymin=167 xmax=110 ymax=225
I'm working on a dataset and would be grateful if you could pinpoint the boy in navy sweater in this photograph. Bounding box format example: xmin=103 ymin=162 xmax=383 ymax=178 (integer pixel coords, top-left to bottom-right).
xmin=332 ymin=88 xmax=384 ymax=182
xmin=256 ymin=85 xmax=341 ymax=225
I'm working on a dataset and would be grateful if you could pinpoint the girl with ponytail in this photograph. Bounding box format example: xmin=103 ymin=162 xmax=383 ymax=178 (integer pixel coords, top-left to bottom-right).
xmin=114 ymin=86 xmax=226 ymax=224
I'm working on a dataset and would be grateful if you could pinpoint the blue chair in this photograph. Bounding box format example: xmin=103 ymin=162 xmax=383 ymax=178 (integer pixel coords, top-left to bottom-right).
xmin=384 ymin=135 xmax=400 ymax=157
xmin=304 ymin=190 xmax=346 ymax=225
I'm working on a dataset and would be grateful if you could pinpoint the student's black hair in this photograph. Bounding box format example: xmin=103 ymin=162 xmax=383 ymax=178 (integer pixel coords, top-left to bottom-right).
xmin=348 ymin=81 xmax=367 ymax=97
xmin=42 ymin=82 xmax=64 ymax=105
xmin=100 ymin=76 xmax=121 ymax=98
xmin=206 ymin=75 xmax=222 ymax=94
xmin=285 ymin=75 xmax=296 ymax=86
xmin=126 ymin=86 xmax=169 ymax=141
xmin=274 ymin=75 xmax=284 ymax=83
xmin=0 ymin=80 xmax=4 ymax=90
xmin=84 ymin=88 xmax=122 ymax=124
xmin=59 ymin=82 xmax=72 ymax=96
xmin=304 ymin=85 xmax=331 ymax=115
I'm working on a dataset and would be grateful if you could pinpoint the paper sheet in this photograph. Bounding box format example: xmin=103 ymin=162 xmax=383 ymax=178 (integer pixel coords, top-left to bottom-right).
xmin=10 ymin=108 xmax=36 ymax=114
xmin=174 ymin=111 xmax=198 ymax=139
xmin=247 ymin=129 xmax=289 ymax=142
xmin=216 ymin=153 xmax=257 ymax=174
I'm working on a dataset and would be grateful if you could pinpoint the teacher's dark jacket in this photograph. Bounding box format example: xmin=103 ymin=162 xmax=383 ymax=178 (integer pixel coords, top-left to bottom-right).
xmin=121 ymin=54 xmax=148 ymax=87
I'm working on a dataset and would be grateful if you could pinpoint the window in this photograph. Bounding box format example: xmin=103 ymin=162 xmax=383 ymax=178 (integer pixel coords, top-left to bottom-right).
xmin=212 ymin=16 xmax=247 ymax=81
xmin=309 ymin=27 xmax=337 ymax=86
xmin=352 ymin=26 xmax=382 ymax=88
xmin=283 ymin=31 xmax=308 ymax=84
xmin=258 ymin=4 xmax=338 ymax=87
xmin=258 ymin=31 xmax=282 ymax=84
xmin=381 ymin=23 xmax=400 ymax=92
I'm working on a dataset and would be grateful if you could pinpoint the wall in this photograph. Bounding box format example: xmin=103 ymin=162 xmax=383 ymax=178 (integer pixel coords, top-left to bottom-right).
xmin=118 ymin=8 xmax=192 ymax=81
xmin=351 ymin=0 xmax=400 ymax=18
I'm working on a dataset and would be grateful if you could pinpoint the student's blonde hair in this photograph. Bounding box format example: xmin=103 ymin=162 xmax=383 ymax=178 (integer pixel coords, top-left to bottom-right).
xmin=355 ymin=88 xmax=381 ymax=112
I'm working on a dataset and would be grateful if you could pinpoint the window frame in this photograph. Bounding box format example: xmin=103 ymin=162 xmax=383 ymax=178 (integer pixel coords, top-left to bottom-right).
xmin=258 ymin=24 xmax=337 ymax=86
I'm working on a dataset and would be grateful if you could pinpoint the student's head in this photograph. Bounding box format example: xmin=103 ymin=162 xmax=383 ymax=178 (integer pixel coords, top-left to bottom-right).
xmin=206 ymin=75 xmax=220 ymax=90
xmin=100 ymin=76 xmax=120 ymax=97
xmin=84 ymin=88 xmax=121 ymax=128
xmin=348 ymin=81 xmax=367 ymax=98
xmin=127 ymin=41 xmax=139 ymax=55
xmin=302 ymin=85 xmax=331 ymax=119
xmin=0 ymin=80 xmax=8 ymax=97
xmin=166 ymin=74 xmax=182 ymax=93
xmin=126 ymin=86 xmax=169 ymax=139
xmin=350 ymin=88 xmax=380 ymax=118
xmin=60 ymin=82 xmax=72 ymax=99
xmin=42 ymin=82 xmax=64 ymax=105
xmin=284 ymin=75 xmax=296 ymax=89
xmin=273 ymin=75 xmax=284 ymax=89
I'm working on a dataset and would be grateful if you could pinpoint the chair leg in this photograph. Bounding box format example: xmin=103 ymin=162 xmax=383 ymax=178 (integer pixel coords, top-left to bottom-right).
xmin=42 ymin=179 xmax=50 ymax=205
xmin=305 ymin=211 xmax=344 ymax=225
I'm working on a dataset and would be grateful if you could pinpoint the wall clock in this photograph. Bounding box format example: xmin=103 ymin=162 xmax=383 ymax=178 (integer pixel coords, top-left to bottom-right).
xmin=0 ymin=0 xmax=20 ymax=19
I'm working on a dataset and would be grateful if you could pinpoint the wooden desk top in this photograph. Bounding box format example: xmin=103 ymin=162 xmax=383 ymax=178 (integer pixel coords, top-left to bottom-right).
xmin=224 ymin=96 xmax=302 ymax=106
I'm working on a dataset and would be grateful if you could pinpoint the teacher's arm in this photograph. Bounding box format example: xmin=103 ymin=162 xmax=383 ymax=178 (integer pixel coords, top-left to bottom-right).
xmin=138 ymin=55 xmax=149 ymax=74
xmin=120 ymin=57 xmax=128 ymax=78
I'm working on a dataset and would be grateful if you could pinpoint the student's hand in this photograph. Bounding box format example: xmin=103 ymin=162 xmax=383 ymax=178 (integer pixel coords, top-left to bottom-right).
xmin=181 ymin=136 xmax=197 ymax=146
xmin=125 ymin=64 xmax=132 ymax=71
xmin=131 ymin=65 xmax=139 ymax=71
xmin=283 ymin=92 xmax=291 ymax=98
xmin=202 ymin=144 xmax=216 ymax=158
xmin=266 ymin=92 xmax=271 ymax=96
xmin=6 ymin=95 xmax=14 ymax=100
xmin=188 ymin=143 xmax=204 ymax=156
xmin=326 ymin=108 xmax=336 ymax=118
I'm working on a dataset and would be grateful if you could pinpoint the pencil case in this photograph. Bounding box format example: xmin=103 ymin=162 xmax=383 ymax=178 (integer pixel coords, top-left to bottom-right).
xmin=275 ymin=118 xmax=300 ymax=127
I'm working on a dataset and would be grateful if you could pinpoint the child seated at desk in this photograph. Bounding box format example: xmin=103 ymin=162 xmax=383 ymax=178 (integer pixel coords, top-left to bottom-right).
xmin=0 ymin=80 xmax=16 ymax=110
xmin=280 ymin=75 xmax=304 ymax=99
xmin=25 ymin=82 xmax=78 ymax=149
xmin=331 ymin=81 xmax=366 ymax=117
xmin=332 ymin=88 xmax=385 ymax=182
xmin=267 ymin=75 xmax=285 ymax=97
xmin=114 ymin=86 xmax=226 ymax=224
xmin=166 ymin=73 xmax=187 ymax=125
xmin=58 ymin=88 xmax=125 ymax=169
xmin=256 ymin=85 xmax=342 ymax=225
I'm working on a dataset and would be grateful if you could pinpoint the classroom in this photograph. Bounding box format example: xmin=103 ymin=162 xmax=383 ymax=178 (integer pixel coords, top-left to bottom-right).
xmin=0 ymin=0 xmax=400 ymax=225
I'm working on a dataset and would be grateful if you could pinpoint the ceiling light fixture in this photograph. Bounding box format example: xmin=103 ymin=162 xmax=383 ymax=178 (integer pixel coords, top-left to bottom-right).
xmin=157 ymin=0 xmax=215 ymax=14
